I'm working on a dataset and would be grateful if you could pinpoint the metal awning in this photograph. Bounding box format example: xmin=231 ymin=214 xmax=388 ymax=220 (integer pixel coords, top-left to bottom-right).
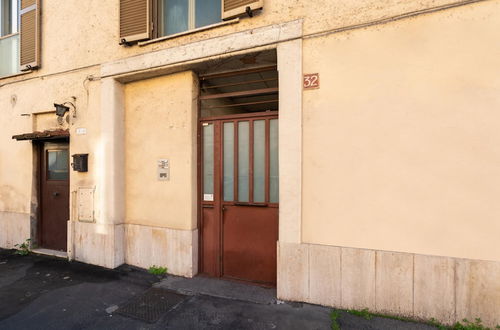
xmin=12 ymin=129 xmax=69 ymax=141
xmin=199 ymin=65 xmax=279 ymax=116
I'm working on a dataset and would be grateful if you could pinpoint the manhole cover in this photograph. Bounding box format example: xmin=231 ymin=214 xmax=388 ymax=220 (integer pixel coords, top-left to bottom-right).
xmin=116 ymin=288 xmax=186 ymax=323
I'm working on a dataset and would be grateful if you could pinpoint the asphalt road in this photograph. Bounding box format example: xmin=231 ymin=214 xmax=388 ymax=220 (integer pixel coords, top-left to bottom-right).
xmin=0 ymin=249 xmax=437 ymax=330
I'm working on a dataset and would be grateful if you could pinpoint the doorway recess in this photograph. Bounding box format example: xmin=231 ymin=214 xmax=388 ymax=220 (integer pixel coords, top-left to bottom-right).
xmin=198 ymin=64 xmax=280 ymax=286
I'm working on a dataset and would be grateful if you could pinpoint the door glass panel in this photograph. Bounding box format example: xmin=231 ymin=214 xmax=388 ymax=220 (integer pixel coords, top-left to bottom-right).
xmin=270 ymin=119 xmax=279 ymax=203
xmin=238 ymin=121 xmax=249 ymax=202
xmin=203 ymin=124 xmax=214 ymax=200
xmin=47 ymin=150 xmax=69 ymax=180
xmin=223 ymin=122 xmax=234 ymax=201
xmin=253 ymin=120 xmax=265 ymax=203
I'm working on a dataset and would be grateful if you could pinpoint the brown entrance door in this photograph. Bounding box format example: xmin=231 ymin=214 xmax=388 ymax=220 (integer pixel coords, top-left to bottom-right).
xmin=200 ymin=112 xmax=279 ymax=285
xmin=40 ymin=142 xmax=70 ymax=251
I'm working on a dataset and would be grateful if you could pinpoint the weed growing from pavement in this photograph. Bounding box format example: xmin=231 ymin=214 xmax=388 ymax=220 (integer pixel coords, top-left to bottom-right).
xmin=429 ymin=317 xmax=500 ymax=330
xmin=330 ymin=309 xmax=500 ymax=330
xmin=330 ymin=310 xmax=340 ymax=330
xmin=14 ymin=238 xmax=31 ymax=256
xmin=148 ymin=265 xmax=167 ymax=276
xmin=347 ymin=308 xmax=373 ymax=320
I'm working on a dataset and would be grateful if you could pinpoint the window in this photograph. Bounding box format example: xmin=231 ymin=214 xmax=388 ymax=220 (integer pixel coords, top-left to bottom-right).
xmin=119 ymin=0 xmax=263 ymax=44
xmin=157 ymin=0 xmax=221 ymax=37
xmin=0 ymin=0 xmax=19 ymax=77
xmin=0 ymin=0 xmax=40 ymax=78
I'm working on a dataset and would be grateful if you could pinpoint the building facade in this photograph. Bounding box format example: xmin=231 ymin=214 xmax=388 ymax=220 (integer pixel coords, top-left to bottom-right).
xmin=0 ymin=0 xmax=499 ymax=326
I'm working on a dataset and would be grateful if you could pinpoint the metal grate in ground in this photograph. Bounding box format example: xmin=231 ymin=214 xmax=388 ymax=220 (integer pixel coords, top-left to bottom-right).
xmin=116 ymin=288 xmax=187 ymax=323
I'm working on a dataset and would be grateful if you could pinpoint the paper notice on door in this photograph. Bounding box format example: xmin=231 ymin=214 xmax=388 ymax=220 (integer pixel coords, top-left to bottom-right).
xmin=203 ymin=194 xmax=214 ymax=201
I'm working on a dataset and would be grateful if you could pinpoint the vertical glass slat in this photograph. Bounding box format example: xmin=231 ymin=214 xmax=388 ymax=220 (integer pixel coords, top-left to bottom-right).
xmin=270 ymin=119 xmax=279 ymax=203
xmin=238 ymin=122 xmax=249 ymax=202
xmin=203 ymin=124 xmax=214 ymax=200
xmin=253 ymin=120 xmax=266 ymax=203
xmin=223 ymin=122 xmax=234 ymax=201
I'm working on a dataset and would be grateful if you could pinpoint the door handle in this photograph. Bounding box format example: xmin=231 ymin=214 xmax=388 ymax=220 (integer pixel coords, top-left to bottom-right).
xmin=53 ymin=192 xmax=60 ymax=197
xmin=233 ymin=202 xmax=268 ymax=207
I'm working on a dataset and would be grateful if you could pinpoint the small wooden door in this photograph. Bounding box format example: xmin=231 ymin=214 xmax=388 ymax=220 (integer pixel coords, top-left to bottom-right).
xmin=40 ymin=142 xmax=70 ymax=251
xmin=200 ymin=112 xmax=279 ymax=285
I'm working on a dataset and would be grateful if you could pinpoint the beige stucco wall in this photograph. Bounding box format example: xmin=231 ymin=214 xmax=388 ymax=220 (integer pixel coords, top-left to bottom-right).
xmin=0 ymin=67 xmax=102 ymax=248
xmin=124 ymin=71 xmax=198 ymax=230
xmin=39 ymin=0 xmax=453 ymax=73
xmin=302 ymin=0 xmax=500 ymax=262
xmin=0 ymin=0 xmax=496 ymax=261
xmin=0 ymin=0 xmax=498 ymax=324
xmin=0 ymin=0 xmax=496 ymax=260
xmin=1 ymin=0 xmax=488 ymax=86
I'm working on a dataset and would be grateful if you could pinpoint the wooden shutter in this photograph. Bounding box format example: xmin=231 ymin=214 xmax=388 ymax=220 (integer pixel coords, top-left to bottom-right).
xmin=19 ymin=0 xmax=40 ymax=71
xmin=119 ymin=0 xmax=151 ymax=43
xmin=222 ymin=0 xmax=263 ymax=20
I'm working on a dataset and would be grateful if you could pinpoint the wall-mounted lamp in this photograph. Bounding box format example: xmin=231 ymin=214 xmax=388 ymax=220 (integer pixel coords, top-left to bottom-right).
xmin=54 ymin=101 xmax=76 ymax=118
xmin=54 ymin=103 xmax=70 ymax=117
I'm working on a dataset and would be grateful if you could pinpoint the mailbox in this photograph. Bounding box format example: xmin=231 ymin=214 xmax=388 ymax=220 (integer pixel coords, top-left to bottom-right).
xmin=72 ymin=154 xmax=88 ymax=172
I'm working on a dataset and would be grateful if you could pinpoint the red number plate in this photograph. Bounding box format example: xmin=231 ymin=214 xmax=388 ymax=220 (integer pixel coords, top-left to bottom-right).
xmin=303 ymin=73 xmax=320 ymax=89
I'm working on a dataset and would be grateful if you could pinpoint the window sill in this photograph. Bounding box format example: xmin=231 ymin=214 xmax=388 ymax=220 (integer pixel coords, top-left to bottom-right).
xmin=0 ymin=32 xmax=19 ymax=41
xmin=138 ymin=18 xmax=240 ymax=47
xmin=0 ymin=70 xmax=31 ymax=81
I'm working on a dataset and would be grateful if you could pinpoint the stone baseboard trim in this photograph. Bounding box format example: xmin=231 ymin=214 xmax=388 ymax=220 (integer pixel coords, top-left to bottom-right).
xmin=278 ymin=241 xmax=500 ymax=327
xmin=0 ymin=211 xmax=30 ymax=249
xmin=124 ymin=224 xmax=198 ymax=278
xmin=70 ymin=221 xmax=125 ymax=269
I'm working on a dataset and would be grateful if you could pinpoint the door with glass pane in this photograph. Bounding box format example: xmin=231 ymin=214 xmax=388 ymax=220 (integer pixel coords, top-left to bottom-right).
xmin=200 ymin=112 xmax=279 ymax=285
xmin=40 ymin=142 xmax=70 ymax=251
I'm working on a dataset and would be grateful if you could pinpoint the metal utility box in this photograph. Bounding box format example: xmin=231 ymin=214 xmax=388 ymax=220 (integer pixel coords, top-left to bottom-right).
xmin=72 ymin=154 xmax=88 ymax=172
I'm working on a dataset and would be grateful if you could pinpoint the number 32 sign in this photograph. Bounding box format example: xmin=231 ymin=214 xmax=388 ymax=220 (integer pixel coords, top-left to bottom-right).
xmin=303 ymin=73 xmax=320 ymax=89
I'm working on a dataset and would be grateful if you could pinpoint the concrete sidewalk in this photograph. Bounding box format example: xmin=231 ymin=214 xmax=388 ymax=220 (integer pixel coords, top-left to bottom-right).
xmin=0 ymin=249 xmax=437 ymax=329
